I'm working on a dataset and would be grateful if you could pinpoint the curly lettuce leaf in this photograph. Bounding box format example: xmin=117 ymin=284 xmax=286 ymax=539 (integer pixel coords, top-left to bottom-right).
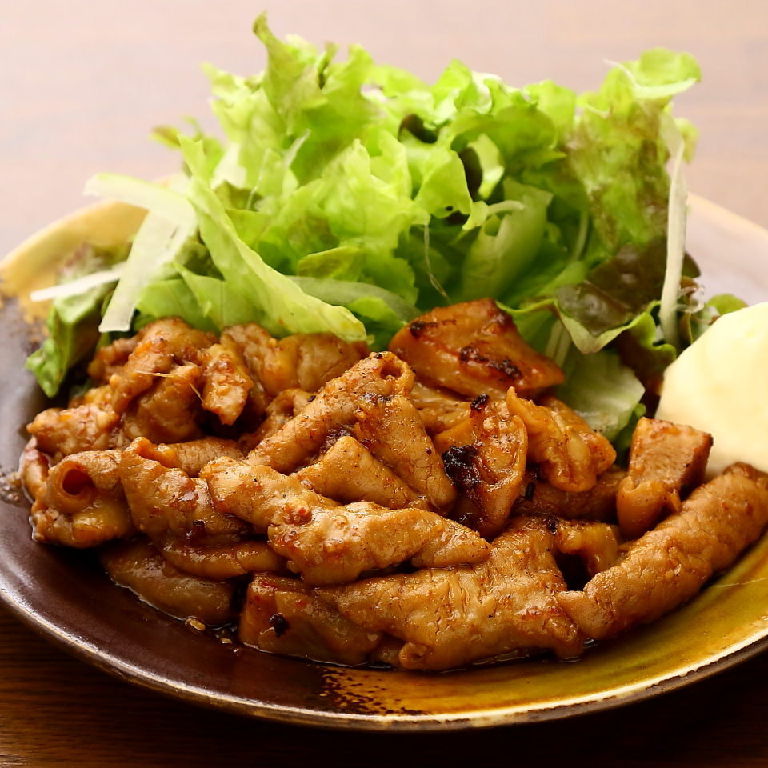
xmin=29 ymin=18 xmax=707 ymax=404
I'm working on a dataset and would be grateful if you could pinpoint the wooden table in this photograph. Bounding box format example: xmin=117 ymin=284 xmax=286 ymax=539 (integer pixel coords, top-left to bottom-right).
xmin=2 ymin=1 xmax=767 ymax=764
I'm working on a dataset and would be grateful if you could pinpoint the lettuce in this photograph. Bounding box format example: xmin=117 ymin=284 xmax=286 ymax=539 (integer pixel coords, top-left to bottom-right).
xmin=27 ymin=14 xmax=705 ymax=429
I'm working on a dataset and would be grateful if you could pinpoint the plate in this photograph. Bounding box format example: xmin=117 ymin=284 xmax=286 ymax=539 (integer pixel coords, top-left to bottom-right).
xmin=1 ymin=195 xmax=767 ymax=731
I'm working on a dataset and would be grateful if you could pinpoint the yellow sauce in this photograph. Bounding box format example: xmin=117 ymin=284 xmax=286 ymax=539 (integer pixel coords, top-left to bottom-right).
xmin=656 ymin=303 xmax=768 ymax=475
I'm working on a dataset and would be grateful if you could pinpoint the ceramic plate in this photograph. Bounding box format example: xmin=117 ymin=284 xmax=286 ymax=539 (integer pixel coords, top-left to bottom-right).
xmin=1 ymin=195 xmax=767 ymax=731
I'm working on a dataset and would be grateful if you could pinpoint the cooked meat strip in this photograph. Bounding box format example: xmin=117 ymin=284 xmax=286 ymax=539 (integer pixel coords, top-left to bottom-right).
xmin=202 ymin=459 xmax=488 ymax=585
xmin=32 ymin=450 xmax=133 ymax=547
xmin=20 ymin=439 xmax=50 ymax=500
xmin=388 ymin=299 xmax=564 ymax=399
xmin=554 ymin=519 xmax=621 ymax=577
xmin=295 ymin=435 xmax=422 ymax=509
xmin=120 ymin=439 xmax=249 ymax=546
xmin=160 ymin=539 xmax=284 ymax=580
xmin=68 ymin=383 xmax=114 ymax=410
xmin=239 ymin=389 xmax=312 ymax=451
xmin=158 ymin=437 xmax=243 ymax=477
xmin=617 ymin=417 xmax=713 ymax=538
xmin=222 ymin=324 xmax=367 ymax=398
xmin=199 ymin=342 xmax=254 ymax=426
xmin=319 ymin=516 xmax=584 ymax=670
xmin=120 ymin=363 xmax=203 ymax=444
xmin=101 ymin=538 xmax=236 ymax=625
xmin=558 ymin=463 xmax=768 ymax=640
xmin=353 ymin=393 xmax=456 ymax=510
xmin=87 ymin=336 xmax=139 ymax=383
xmin=239 ymin=574 xmax=382 ymax=666
xmin=410 ymin=382 xmax=470 ymax=435
xmin=108 ymin=317 xmax=215 ymax=415
xmin=27 ymin=402 xmax=119 ymax=460
xmin=513 ymin=466 xmax=625 ymax=521
xmin=272 ymin=500 xmax=489 ymax=585
xmin=202 ymin=457 xmax=334 ymax=532
xmin=506 ymin=391 xmax=616 ymax=493
xmin=433 ymin=417 xmax=476 ymax=455
xmin=442 ymin=397 xmax=528 ymax=538
xmin=248 ymin=352 xmax=414 ymax=472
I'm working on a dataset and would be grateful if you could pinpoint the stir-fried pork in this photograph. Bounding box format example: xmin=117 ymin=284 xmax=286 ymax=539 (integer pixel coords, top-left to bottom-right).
xmin=319 ymin=516 xmax=584 ymax=670
xmin=20 ymin=303 xmax=768 ymax=672
xmin=295 ymin=435 xmax=422 ymax=509
xmin=101 ymin=538 xmax=237 ymax=625
xmin=559 ymin=463 xmax=768 ymax=639
xmin=617 ymin=417 xmax=712 ymax=538
xmin=442 ymin=396 xmax=528 ymax=537
xmin=388 ymin=299 xmax=564 ymax=399
xmin=506 ymin=391 xmax=616 ymax=493
xmin=240 ymin=574 xmax=382 ymax=665
xmin=203 ymin=459 xmax=489 ymax=585
xmin=513 ymin=466 xmax=625 ymax=521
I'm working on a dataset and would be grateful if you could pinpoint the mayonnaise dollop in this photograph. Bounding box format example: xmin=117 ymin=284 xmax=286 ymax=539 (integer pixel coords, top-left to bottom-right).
xmin=656 ymin=302 xmax=768 ymax=476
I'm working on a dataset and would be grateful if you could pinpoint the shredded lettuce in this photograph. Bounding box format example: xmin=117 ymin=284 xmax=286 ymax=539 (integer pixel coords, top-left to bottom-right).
xmin=26 ymin=15 xmax=709 ymax=436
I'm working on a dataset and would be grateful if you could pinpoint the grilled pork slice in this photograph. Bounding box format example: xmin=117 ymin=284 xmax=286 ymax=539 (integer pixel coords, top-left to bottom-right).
xmin=506 ymin=392 xmax=616 ymax=493
xmin=352 ymin=393 xmax=456 ymax=510
xmin=295 ymin=435 xmax=422 ymax=509
xmin=558 ymin=463 xmax=768 ymax=640
xmin=410 ymin=382 xmax=470 ymax=435
xmin=319 ymin=516 xmax=585 ymax=670
xmin=617 ymin=417 xmax=713 ymax=538
xmin=106 ymin=317 xmax=215 ymax=415
xmin=247 ymin=352 xmax=414 ymax=472
xmin=441 ymin=396 xmax=528 ymax=538
xmin=101 ymin=538 xmax=237 ymax=625
xmin=221 ymin=324 xmax=368 ymax=399
xmin=388 ymin=299 xmax=564 ymax=399
xmin=31 ymin=449 xmax=133 ymax=548
xmin=120 ymin=440 xmax=283 ymax=580
xmin=239 ymin=574 xmax=382 ymax=666
xmin=513 ymin=466 xmax=625 ymax=522
xmin=203 ymin=459 xmax=489 ymax=585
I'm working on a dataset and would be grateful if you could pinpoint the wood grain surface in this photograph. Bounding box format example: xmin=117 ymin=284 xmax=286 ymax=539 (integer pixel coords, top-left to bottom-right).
xmin=2 ymin=1 xmax=768 ymax=764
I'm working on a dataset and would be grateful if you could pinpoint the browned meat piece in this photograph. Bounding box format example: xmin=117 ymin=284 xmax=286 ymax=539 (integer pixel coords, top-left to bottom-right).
xmin=513 ymin=466 xmax=625 ymax=521
xmin=239 ymin=389 xmax=311 ymax=451
xmin=203 ymin=459 xmax=488 ymax=585
xmin=158 ymin=437 xmax=243 ymax=477
xmin=410 ymin=382 xmax=470 ymax=435
xmin=120 ymin=363 xmax=203 ymax=444
xmin=248 ymin=352 xmax=413 ymax=472
xmin=295 ymin=435 xmax=422 ymax=509
xmin=109 ymin=317 xmax=215 ymax=414
xmin=558 ymin=463 xmax=768 ymax=640
xmin=272 ymin=499 xmax=489 ymax=585
xmin=120 ymin=439 xmax=249 ymax=546
xmin=87 ymin=336 xmax=139 ymax=383
xmin=20 ymin=439 xmax=50 ymax=500
xmin=27 ymin=403 xmax=119 ymax=460
xmin=353 ymin=394 xmax=456 ymax=510
xmin=160 ymin=539 xmax=284 ymax=580
xmin=202 ymin=457 xmax=335 ymax=532
xmin=222 ymin=324 xmax=367 ymax=398
xmin=442 ymin=397 xmax=527 ymax=538
xmin=506 ymin=391 xmax=616 ymax=493
xmin=199 ymin=342 xmax=254 ymax=426
xmin=319 ymin=516 xmax=584 ymax=670
xmin=388 ymin=299 xmax=564 ymax=399
xmin=554 ymin=519 xmax=621 ymax=577
xmin=68 ymin=384 xmax=113 ymax=410
xmin=101 ymin=538 xmax=236 ymax=625
xmin=32 ymin=450 xmax=133 ymax=547
xmin=617 ymin=417 xmax=713 ymax=538
xmin=239 ymin=574 xmax=382 ymax=665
